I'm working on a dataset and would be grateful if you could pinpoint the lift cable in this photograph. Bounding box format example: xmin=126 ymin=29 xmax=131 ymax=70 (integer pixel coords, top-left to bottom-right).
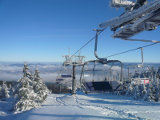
xmin=71 ymin=28 xmax=106 ymax=58
xmin=70 ymin=28 xmax=159 ymax=60
xmin=107 ymin=42 xmax=159 ymax=59
xmin=122 ymin=38 xmax=160 ymax=43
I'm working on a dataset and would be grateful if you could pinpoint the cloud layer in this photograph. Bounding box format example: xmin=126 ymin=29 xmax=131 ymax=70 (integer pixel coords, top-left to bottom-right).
xmin=0 ymin=63 xmax=62 ymax=82
xmin=0 ymin=62 xmax=159 ymax=82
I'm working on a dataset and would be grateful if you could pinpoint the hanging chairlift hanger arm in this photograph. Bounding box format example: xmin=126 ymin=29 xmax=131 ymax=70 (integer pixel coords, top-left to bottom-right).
xmin=94 ymin=29 xmax=107 ymax=62
xmin=137 ymin=47 xmax=144 ymax=68
xmin=141 ymin=47 xmax=144 ymax=66
xmin=94 ymin=29 xmax=123 ymax=64
xmin=94 ymin=29 xmax=123 ymax=81
xmin=93 ymin=29 xmax=123 ymax=65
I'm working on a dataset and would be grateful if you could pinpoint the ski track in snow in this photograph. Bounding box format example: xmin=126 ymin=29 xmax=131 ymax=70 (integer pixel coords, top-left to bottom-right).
xmin=56 ymin=97 xmax=66 ymax=106
xmin=55 ymin=94 xmax=147 ymax=120
xmin=74 ymin=95 xmax=146 ymax=120
xmin=1 ymin=93 xmax=160 ymax=120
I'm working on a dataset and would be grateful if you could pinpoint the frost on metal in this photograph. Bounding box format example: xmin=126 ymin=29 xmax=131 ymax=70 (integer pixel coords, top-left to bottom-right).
xmin=100 ymin=0 xmax=160 ymax=39
xmin=110 ymin=0 xmax=135 ymax=8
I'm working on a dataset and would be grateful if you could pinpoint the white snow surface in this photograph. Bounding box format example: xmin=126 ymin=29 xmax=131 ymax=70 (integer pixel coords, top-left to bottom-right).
xmin=1 ymin=92 xmax=160 ymax=120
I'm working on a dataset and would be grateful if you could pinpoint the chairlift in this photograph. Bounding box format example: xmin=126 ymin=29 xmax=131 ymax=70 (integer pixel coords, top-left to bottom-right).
xmin=94 ymin=29 xmax=123 ymax=82
xmin=61 ymin=74 xmax=72 ymax=78
xmin=80 ymin=60 xmax=112 ymax=92
xmin=56 ymin=63 xmax=72 ymax=86
xmin=80 ymin=29 xmax=123 ymax=93
xmin=80 ymin=60 xmax=123 ymax=93
xmin=128 ymin=48 xmax=151 ymax=85
xmin=56 ymin=78 xmax=64 ymax=82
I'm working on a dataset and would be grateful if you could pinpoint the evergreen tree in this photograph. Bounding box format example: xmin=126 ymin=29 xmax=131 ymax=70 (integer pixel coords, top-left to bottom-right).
xmin=33 ymin=69 xmax=49 ymax=103
xmin=14 ymin=77 xmax=37 ymax=112
xmin=125 ymin=82 xmax=134 ymax=96
xmin=144 ymin=82 xmax=152 ymax=101
xmin=14 ymin=64 xmax=38 ymax=112
xmin=0 ymin=82 xmax=10 ymax=100
xmin=151 ymin=75 xmax=158 ymax=101
xmin=133 ymin=84 xmax=140 ymax=100
xmin=0 ymin=85 xmax=1 ymax=97
xmin=141 ymin=83 xmax=147 ymax=99
xmin=23 ymin=64 xmax=32 ymax=79
xmin=155 ymin=75 xmax=160 ymax=102
xmin=157 ymin=67 xmax=160 ymax=79
xmin=121 ymin=80 xmax=128 ymax=95
xmin=14 ymin=64 xmax=49 ymax=112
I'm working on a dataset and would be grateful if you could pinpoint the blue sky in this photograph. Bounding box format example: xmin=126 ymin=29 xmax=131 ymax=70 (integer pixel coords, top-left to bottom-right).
xmin=0 ymin=0 xmax=159 ymax=63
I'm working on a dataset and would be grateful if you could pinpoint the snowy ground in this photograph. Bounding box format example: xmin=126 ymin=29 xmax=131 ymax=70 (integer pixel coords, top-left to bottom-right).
xmin=1 ymin=92 xmax=160 ymax=120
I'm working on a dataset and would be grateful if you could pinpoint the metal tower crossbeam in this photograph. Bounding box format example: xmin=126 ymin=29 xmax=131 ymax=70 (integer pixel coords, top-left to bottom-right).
xmin=112 ymin=8 xmax=160 ymax=39
xmin=99 ymin=0 xmax=160 ymax=29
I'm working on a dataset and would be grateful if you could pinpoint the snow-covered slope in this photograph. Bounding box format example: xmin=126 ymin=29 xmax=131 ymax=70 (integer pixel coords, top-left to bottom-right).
xmin=1 ymin=93 xmax=160 ymax=120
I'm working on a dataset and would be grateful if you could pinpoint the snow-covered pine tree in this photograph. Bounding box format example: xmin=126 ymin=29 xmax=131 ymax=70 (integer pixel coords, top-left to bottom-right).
xmin=125 ymin=82 xmax=134 ymax=96
xmin=151 ymin=74 xmax=158 ymax=101
xmin=0 ymin=84 xmax=1 ymax=97
xmin=144 ymin=80 xmax=153 ymax=101
xmin=14 ymin=63 xmax=49 ymax=112
xmin=154 ymin=73 xmax=160 ymax=102
xmin=142 ymin=67 xmax=154 ymax=101
xmin=14 ymin=64 xmax=33 ymax=94
xmin=121 ymin=80 xmax=129 ymax=95
xmin=14 ymin=64 xmax=38 ymax=112
xmin=157 ymin=67 xmax=160 ymax=79
xmin=156 ymin=67 xmax=160 ymax=101
xmin=33 ymin=68 xmax=49 ymax=104
xmin=146 ymin=68 xmax=160 ymax=102
xmin=133 ymin=84 xmax=140 ymax=100
xmin=14 ymin=77 xmax=37 ymax=112
xmin=141 ymin=83 xmax=147 ymax=99
xmin=0 ymin=82 xmax=10 ymax=100
xmin=23 ymin=63 xmax=32 ymax=79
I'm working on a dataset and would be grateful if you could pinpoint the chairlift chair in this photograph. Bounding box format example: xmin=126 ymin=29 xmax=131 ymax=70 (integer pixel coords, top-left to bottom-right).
xmin=80 ymin=29 xmax=124 ymax=93
xmin=128 ymin=48 xmax=151 ymax=85
xmin=80 ymin=59 xmax=124 ymax=93
xmin=80 ymin=60 xmax=112 ymax=93
xmin=56 ymin=63 xmax=72 ymax=87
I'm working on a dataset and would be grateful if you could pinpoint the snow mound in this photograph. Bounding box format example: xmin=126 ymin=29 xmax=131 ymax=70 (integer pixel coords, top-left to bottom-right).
xmin=56 ymin=95 xmax=77 ymax=105
xmin=0 ymin=111 xmax=7 ymax=116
